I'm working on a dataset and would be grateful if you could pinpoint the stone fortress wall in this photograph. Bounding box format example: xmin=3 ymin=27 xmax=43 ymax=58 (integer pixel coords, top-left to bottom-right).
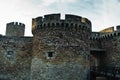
xmin=31 ymin=13 xmax=91 ymax=80
xmin=0 ymin=13 xmax=120 ymax=80
xmin=0 ymin=36 xmax=32 ymax=80
xmin=0 ymin=21 xmax=32 ymax=80
xmin=90 ymin=26 xmax=120 ymax=67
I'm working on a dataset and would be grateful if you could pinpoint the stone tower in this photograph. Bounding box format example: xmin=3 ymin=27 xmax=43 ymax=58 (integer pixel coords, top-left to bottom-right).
xmin=31 ymin=13 xmax=92 ymax=80
xmin=0 ymin=21 xmax=32 ymax=80
xmin=6 ymin=22 xmax=25 ymax=37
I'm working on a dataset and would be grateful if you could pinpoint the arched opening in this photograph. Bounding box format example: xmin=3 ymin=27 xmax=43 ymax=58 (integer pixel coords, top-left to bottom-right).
xmin=66 ymin=23 xmax=69 ymax=27
xmin=48 ymin=23 xmax=50 ymax=27
xmin=61 ymin=23 xmax=64 ymax=27
xmin=75 ymin=24 xmax=78 ymax=27
xmin=79 ymin=25 xmax=81 ymax=29
xmin=74 ymin=24 xmax=77 ymax=31
xmin=56 ymin=23 xmax=59 ymax=26
xmin=70 ymin=23 xmax=73 ymax=26
xmin=118 ymin=32 xmax=120 ymax=36
xmin=114 ymin=33 xmax=117 ymax=36
xmin=43 ymin=24 xmax=46 ymax=27
xmin=110 ymin=34 xmax=113 ymax=38
xmin=52 ymin=23 xmax=55 ymax=26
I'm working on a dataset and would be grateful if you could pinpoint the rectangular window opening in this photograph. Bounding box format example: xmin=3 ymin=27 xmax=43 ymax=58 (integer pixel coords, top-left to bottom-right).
xmin=48 ymin=52 xmax=53 ymax=57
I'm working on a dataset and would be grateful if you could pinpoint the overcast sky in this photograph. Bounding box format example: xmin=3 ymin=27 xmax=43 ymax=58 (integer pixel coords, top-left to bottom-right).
xmin=0 ymin=0 xmax=120 ymax=36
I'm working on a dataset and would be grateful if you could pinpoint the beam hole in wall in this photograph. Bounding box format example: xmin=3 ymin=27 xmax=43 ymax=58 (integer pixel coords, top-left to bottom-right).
xmin=45 ymin=51 xmax=56 ymax=59
xmin=48 ymin=52 xmax=53 ymax=57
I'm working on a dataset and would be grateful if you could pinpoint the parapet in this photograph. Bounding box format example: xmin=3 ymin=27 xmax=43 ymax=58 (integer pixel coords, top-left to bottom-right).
xmin=44 ymin=13 xmax=60 ymax=21
xmin=90 ymin=32 xmax=100 ymax=40
xmin=7 ymin=22 xmax=25 ymax=27
xmin=90 ymin=26 xmax=120 ymax=41
xmin=6 ymin=22 xmax=25 ymax=37
xmin=32 ymin=13 xmax=92 ymax=34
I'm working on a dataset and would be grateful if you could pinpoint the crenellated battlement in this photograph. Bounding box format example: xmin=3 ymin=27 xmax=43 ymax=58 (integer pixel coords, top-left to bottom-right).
xmin=100 ymin=32 xmax=120 ymax=40
xmin=90 ymin=32 xmax=120 ymax=40
xmin=90 ymin=26 xmax=120 ymax=40
xmin=40 ymin=13 xmax=91 ymax=24
xmin=1 ymin=13 xmax=120 ymax=80
xmin=7 ymin=22 xmax=25 ymax=27
xmin=32 ymin=13 xmax=92 ymax=34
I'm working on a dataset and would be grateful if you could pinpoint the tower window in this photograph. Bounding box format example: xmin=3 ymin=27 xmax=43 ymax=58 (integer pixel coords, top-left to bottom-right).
xmin=48 ymin=52 xmax=53 ymax=57
xmin=45 ymin=51 xmax=56 ymax=59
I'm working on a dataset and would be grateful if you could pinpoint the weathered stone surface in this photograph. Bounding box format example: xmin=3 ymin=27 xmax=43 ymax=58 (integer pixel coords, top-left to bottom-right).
xmin=100 ymin=37 xmax=120 ymax=67
xmin=0 ymin=36 xmax=32 ymax=80
xmin=31 ymin=58 xmax=89 ymax=80
xmin=90 ymin=28 xmax=120 ymax=67
xmin=3 ymin=13 xmax=120 ymax=80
